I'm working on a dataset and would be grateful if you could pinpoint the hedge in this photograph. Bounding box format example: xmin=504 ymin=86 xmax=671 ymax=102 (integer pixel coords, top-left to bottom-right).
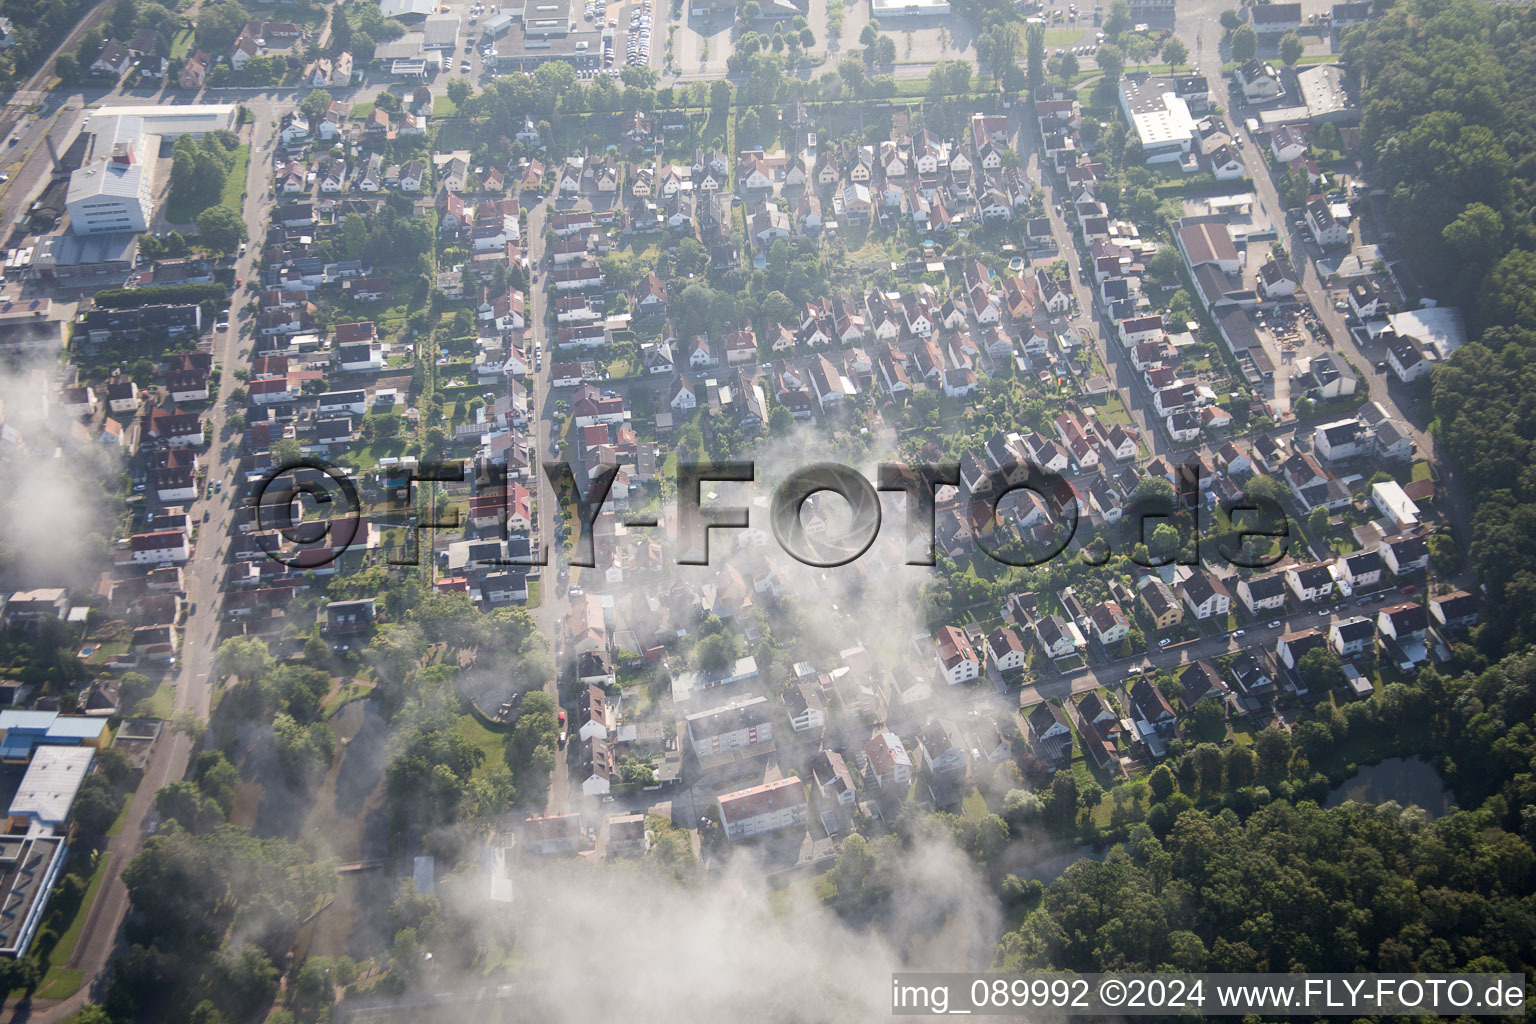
xmin=92 ymin=283 xmax=229 ymax=309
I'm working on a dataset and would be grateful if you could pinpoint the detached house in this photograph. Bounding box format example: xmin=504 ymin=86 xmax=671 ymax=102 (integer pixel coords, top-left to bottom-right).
xmin=1236 ymin=571 xmax=1287 ymax=615
xmin=632 ymin=273 xmax=668 ymax=318
xmin=1025 ymin=702 xmax=1072 ymax=765
xmin=1138 ymin=575 xmax=1183 ymax=629
xmin=811 ymin=750 xmax=857 ymax=807
xmin=1180 ymin=569 xmax=1231 ymax=620
xmin=1285 ymin=563 xmax=1335 ymax=604
xmin=864 ymin=731 xmax=912 ymax=789
xmin=935 ymin=625 xmax=980 ymax=684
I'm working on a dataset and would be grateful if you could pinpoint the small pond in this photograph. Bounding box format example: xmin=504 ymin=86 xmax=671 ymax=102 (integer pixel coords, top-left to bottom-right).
xmin=1325 ymin=756 xmax=1457 ymax=818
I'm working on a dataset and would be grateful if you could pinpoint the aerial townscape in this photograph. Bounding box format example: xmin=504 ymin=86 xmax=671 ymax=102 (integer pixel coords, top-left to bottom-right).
xmin=0 ymin=0 xmax=1529 ymax=1017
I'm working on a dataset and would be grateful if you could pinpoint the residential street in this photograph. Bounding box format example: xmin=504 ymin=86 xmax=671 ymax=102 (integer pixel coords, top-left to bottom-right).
xmin=521 ymin=199 xmax=575 ymax=817
xmin=7 ymin=92 xmax=278 ymax=1024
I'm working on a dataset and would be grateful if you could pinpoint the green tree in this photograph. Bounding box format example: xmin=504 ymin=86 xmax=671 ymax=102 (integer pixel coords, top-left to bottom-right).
xmin=1095 ymin=42 xmax=1125 ymax=79
xmin=300 ymin=88 xmax=332 ymax=125
xmin=1307 ymin=506 xmax=1330 ymax=537
xmin=1296 ymin=647 xmax=1345 ymax=693
xmin=196 ymin=0 xmax=249 ymax=53
xmin=1163 ymin=36 xmax=1188 ymax=68
xmin=621 ymin=65 xmax=658 ymax=89
xmin=1104 ymin=0 xmax=1131 ymax=35
xmin=694 ymin=632 xmax=739 ymax=674
xmin=1219 ymin=8 xmax=1242 ymax=31
xmin=1048 ymin=51 xmax=1079 ymax=83
xmin=110 ymin=0 xmax=140 ymax=41
xmin=196 ymin=206 xmax=248 ymax=253
xmin=1229 ymin=25 xmax=1257 ymax=63
xmin=72 ymin=774 xmax=126 ymax=839
xmin=330 ymin=5 xmax=352 ymax=52
xmin=1253 ymin=728 xmax=1291 ymax=784
xmin=1148 ymin=763 xmax=1176 ymax=802
xmin=1188 ymin=697 xmax=1226 ymax=742
xmin=838 ymin=52 xmax=866 ymax=91
xmin=1026 ymin=22 xmax=1046 ymax=90
xmin=216 ymin=636 xmax=273 ymax=682
xmin=1278 ymin=30 xmax=1304 ymax=65
xmin=211 ymin=944 xmax=280 ymax=1011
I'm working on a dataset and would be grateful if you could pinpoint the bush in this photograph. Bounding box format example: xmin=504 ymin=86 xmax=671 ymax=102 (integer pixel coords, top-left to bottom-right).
xmin=91 ymin=283 xmax=228 ymax=309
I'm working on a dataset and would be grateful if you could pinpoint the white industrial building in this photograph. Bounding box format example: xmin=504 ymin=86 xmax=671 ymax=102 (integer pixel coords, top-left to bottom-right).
xmin=83 ymin=104 xmax=237 ymax=140
xmin=66 ymin=115 xmax=157 ymax=236
xmin=1119 ymin=74 xmax=1197 ymax=165
xmin=9 ymin=746 xmax=95 ymax=829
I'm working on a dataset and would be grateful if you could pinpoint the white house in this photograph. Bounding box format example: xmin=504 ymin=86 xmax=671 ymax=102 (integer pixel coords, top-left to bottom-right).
xmin=935 ymin=625 xmax=980 ymax=685
xmin=1285 ymin=563 xmax=1335 ymax=604
xmin=718 ymin=777 xmax=805 ymax=842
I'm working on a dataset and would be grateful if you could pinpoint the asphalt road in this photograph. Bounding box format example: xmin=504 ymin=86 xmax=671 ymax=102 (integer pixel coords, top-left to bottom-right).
xmin=1015 ymin=582 xmax=1415 ymax=712
xmin=0 ymin=0 xmax=113 ymax=145
xmin=523 ymin=199 xmax=575 ymax=817
xmin=7 ymin=93 xmax=278 ymax=1024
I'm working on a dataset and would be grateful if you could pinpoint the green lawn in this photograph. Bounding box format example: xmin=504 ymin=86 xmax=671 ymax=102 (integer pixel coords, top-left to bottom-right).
xmin=170 ymin=28 xmax=194 ymax=59
xmin=35 ymin=969 xmax=84 ymax=1001
xmin=1044 ymin=28 xmax=1086 ymax=45
xmin=219 ymin=144 xmax=251 ymax=212
xmin=322 ymin=681 xmax=371 ymax=719
xmin=134 ymin=681 xmax=175 ymax=719
xmin=28 ymin=847 xmax=113 ymax=1000
xmin=455 ymin=712 xmax=506 ymax=769
xmin=106 ymin=793 xmax=132 ymax=837
xmin=433 ymin=96 xmax=459 ymax=118
xmin=164 ymin=144 xmax=250 ymax=225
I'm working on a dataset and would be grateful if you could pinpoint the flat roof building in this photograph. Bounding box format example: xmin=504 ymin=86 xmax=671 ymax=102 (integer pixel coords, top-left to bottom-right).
xmin=83 ymin=104 xmax=237 ymax=140
xmin=0 ymin=711 xmax=110 ymax=762
xmin=1295 ymin=64 xmax=1359 ymax=123
xmin=32 ymin=231 xmax=139 ymax=279
xmin=1120 ymin=74 xmax=1198 ymax=164
xmin=0 ymin=835 xmax=66 ymax=957
xmin=422 ymin=12 xmax=460 ymax=48
xmin=9 ymin=746 xmax=95 ymax=827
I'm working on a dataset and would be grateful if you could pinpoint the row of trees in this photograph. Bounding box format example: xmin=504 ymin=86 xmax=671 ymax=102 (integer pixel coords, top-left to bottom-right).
xmin=1345 ymin=0 xmax=1536 ymax=655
